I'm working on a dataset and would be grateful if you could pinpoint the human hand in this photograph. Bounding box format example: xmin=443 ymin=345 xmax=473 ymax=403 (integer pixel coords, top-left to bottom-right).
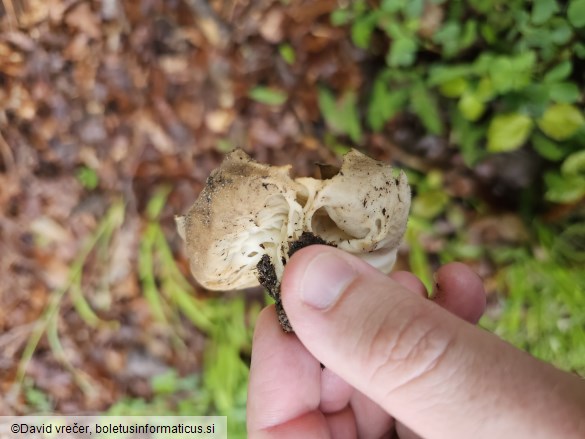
xmin=247 ymin=246 xmax=585 ymax=438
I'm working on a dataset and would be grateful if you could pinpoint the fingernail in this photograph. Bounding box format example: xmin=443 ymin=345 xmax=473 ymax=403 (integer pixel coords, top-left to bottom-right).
xmin=300 ymin=251 xmax=357 ymax=310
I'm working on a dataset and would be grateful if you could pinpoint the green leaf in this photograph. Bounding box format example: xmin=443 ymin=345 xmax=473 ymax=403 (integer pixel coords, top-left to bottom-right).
xmin=351 ymin=14 xmax=379 ymax=49
xmin=76 ymin=166 xmax=99 ymax=190
xmin=517 ymin=84 xmax=550 ymax=117
xmin=469 ymin=0 xmax=498 ymax=13
xmin=278 ymin=44 xmax=296 ymax=65
xmin=561 ymin=150 xmax=585 ymax=175
xmin=146 ymin=186 xmax=171 ymax=220
xmin=480 ymin=23 xmax=497 ymax=43
xmin=575 ymin=43 xmax=585 ymax=58
xmin=543 ymin=60 xmax=572 ymax=83
xmin=382 ymin=21 xmax=409 ymax=39
xmin=550 ymin=19 xmax=573 ymax=44
xmin=428 ymin=65 xmax=473 ymax=86
xmin=152 ymin=370 xmax=179 ymax=395
xmin=568 ymin=0 xmax=585 ymax=27
xmin=404 ymin=0 xmax=424 ymax=18
xmin=410 ymin=83 xmax=442 ymax=134
xmin=438 ymin=77 xmax=468 ymax=98
xmin=489 ymin=52 xmax=536 ymax=93
xmin=340 ymin=92 xmax=363 ymax=143
xmin=452 ymin=110 xmax=487 ymax=166
xmin=318 ymin=88 xmax=362 ymax=142
xmin=387 ymin=37 xmax=418 ymax=66
xmin=426 ymin=169 xmax=443 ymax=189
xmin=432 ymin=21 xmax=461 ymax=57
xmin=352 ymin=0 xmax=369 ymax=14
xmin=487 ymin=113 xmax=534 ymax=152
xmin=412 ymin=189 xmax=450 ymax=219
xmin=537 ymin=104 xmax=585 ymax=140
xmin=406 ymin=219 xmax=433 ymax=291
xmin=522 ymin=26 xmax=556 ymax=55
xmin=554 ymin=223 xmax=585 ymax=263
xmin=548 ymin=82 xmax=581 ymax=103
xmin=248 ymin=86 xmax=287 ymax=105
xmin=445 ymin=242 xmax=483 ymax=260
xmin=331 ymin=8 xmax=352 ymax=26
xmin=460 ymin=20 xmax=478 ymax=50
xmin=381 ymin=0 xmax=405 ymax=13
xmin=458 ymin=92 xmax=485 ymax=121
xmin=476 ymin=76 xmax=495 ymax=101
xmin=367 ymin=78 xmax=409 ymax=131
xmin=545 ymin=171 xmax=585 ymax=202
xmin=472 ymin=53 xmax=495 ymax=75
xmin=324 ymin=133 xmax=352 ymax=156
xmin=532 ymin=0 xmax=558 ymax=25
xmin=24 ymin=380 xmax=53 ymax=412
xmin=532 ymin=133 xmax=565 ymax=161
xmin=318 ymin=87 xmax=337 ymax=121
xmin=216 ymin=139 xmax=234 ymax=153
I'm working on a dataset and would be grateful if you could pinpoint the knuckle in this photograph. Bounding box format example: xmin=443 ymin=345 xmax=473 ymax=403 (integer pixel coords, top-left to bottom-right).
xmin=360 ymin=299 xmax=456 ymax=400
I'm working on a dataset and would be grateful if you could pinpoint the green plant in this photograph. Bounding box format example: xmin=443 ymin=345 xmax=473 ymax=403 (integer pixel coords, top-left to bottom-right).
xmin=248 ymin=86 xmax=288 ymax=106
xmin=481 ymin=222 xmax=585 ymax=374
xmin=330 ymin=0 xmax=585 ymax=203
xmin=10 ymin=201 xmax=124 ymax=401
xmin=278 ymin=43 xmax=296 ymax=65
xmin=137 ymin=187 xmax=257 ymax=437
xmin=75 ymin=166 xmax=99 ymax=190
xmin=318 ymin=88 xmax=363 ymax=142
xmin=403 ymin=166 xmax=585 ymax=374
xmin=23 ymin=378 xmax=54 ymax=413
xmin=107 ymin=369 xmax=210 ymax=416
xmin=13 ymin=189 xmax=255 ymax=437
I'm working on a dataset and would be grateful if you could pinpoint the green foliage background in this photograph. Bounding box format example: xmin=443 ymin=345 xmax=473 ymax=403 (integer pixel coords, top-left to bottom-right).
xmin=322 ymin=0 xmax=585 ymax=376
xmin=327 ymin=0 xmax=585 ymax=202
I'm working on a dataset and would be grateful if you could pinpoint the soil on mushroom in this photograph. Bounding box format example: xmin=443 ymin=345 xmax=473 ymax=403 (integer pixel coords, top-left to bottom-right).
xmin=256 ymin=254 xmax=279 ymax=300
xmin=256 ymin=232 xmax=335 ymax=332
xmin=288 ymin=231 xmax=332 ymax=257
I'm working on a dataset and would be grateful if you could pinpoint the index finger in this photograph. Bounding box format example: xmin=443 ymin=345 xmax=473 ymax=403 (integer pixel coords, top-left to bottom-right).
xmin=247 ymin=305 xmax=327 ymax=437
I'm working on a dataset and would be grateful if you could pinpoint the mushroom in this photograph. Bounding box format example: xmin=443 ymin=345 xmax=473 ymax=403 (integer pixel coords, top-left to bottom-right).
xmin=176 ymin=149 xmax=411 ymax=332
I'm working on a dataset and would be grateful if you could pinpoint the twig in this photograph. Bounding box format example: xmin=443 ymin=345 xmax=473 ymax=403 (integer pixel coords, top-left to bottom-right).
xmin=2 ymin=0 xmax=19 ymax=29
xmin=0 ymin=322 xmax=35 ymax=351
xmin=184 ymin=0 xmax=231 ymax=48
xmin=0 ymin=130 xmax=15 ymax=173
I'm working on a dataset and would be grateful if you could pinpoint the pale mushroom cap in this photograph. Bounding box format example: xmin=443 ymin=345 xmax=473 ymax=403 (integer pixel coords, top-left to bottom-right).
xmin=301 ymin=149 xmax=411 ymax=273
xmin=175 ymin=149 xmax=303 ymax=290
xmin=177 ymin=148 xmax=411 ymax=290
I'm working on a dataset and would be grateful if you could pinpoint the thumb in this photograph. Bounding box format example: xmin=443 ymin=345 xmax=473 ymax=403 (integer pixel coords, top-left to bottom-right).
xmin=281 ymin=246 xmax=585 ymax=439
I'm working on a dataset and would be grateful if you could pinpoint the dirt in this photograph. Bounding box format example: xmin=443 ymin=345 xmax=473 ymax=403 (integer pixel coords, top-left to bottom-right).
xmin=288 ymin=231 xmax=332 ymax=257
xmin=256 ymin=232 xmax=334 ymax=332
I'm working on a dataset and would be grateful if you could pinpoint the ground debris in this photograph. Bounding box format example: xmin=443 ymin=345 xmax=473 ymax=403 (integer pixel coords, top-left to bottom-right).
xmin=256 ymin=232 xmax=334 ymax=333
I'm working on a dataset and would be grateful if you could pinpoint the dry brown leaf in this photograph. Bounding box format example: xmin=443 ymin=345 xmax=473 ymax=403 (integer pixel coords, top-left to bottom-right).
xmin=0 ymin=42 xmax=25 ymax=77
xmin=259 ymin=8 xmax=285 ymax=43
xmin=65 ymin=2 xmax=102 ymax=40
xmin=134 ymin=111 xmax=174 ymax=154
xmin=205 ymin=108 xmax=234 ymax=133
xmin=19 ymin=0 xmax=50 ymax=28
